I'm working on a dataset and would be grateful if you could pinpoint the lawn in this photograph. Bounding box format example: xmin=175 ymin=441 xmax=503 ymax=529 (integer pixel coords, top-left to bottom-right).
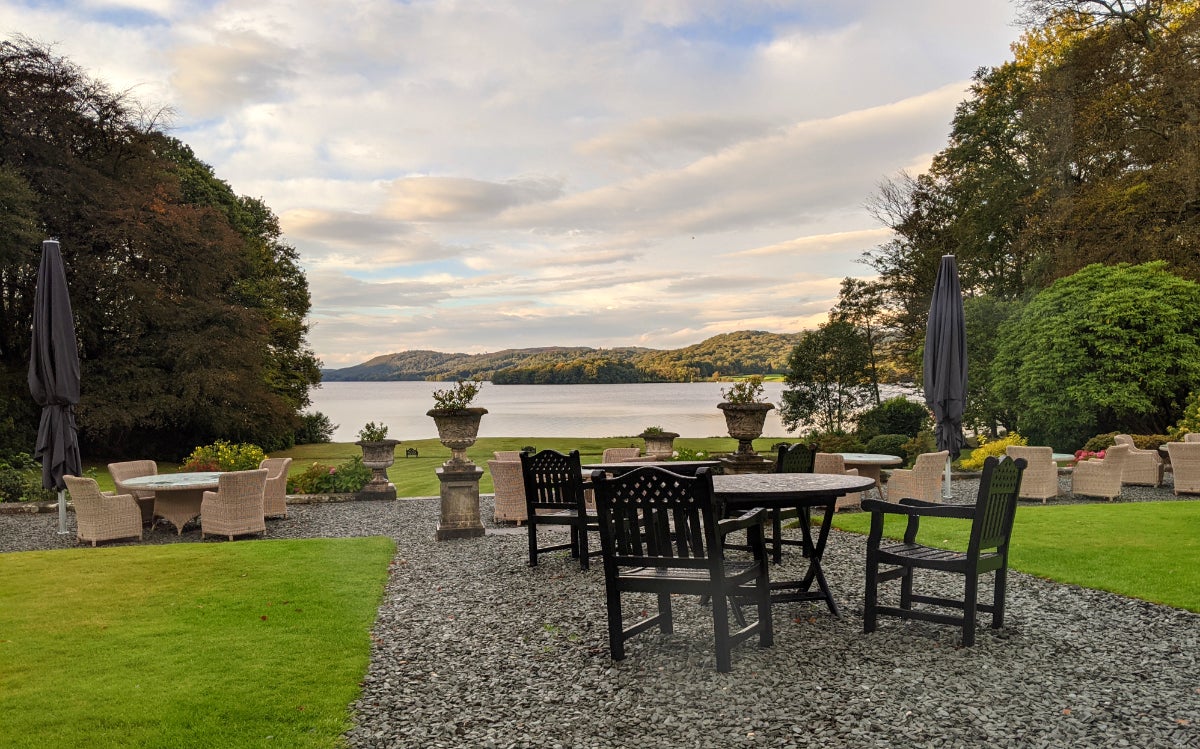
xmin=0 ymin=537 xmax=395 ymax=748
xmin=832 ymin=500 xmax=1200 ymax=612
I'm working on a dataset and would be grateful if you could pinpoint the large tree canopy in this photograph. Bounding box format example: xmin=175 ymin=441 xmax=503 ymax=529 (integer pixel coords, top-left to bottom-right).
xmin=991 ymin=262 xmax=1200 ymax=449
xmin=0 ymin=38 xmax=320 ymax=459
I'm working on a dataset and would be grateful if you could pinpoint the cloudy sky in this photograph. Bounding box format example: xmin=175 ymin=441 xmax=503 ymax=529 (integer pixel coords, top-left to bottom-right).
xmin=4 ymin=0 xmax=1022 ymax=368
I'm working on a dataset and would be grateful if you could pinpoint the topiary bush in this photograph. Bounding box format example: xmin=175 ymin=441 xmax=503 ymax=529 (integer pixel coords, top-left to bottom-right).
xmin=855 ymin=397 xmax=931 ymax=441
xmin=1082 ymin=433 xmax=1118 ymax=453
xmin=180 ymin=440 xmax=267 ymax=472
xmin=864 ymin=434 xmax=910 ymax=465
xmin=957 ymin=433 xmax=1026 ymax=471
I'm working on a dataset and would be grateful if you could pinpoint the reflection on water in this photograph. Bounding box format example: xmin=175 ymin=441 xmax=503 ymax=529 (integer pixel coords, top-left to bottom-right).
xmin=309 ymin=381 xmax=918 ymax=442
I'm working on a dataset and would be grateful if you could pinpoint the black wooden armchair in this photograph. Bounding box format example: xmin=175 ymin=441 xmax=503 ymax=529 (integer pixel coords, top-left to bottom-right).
xmin=590 ymin=466 xmax=773 ymax=672
xmin=863 ymin=455 xmax=1027 ymax=646
xmin=768 ymin=442 xmax=818 ymax=564
xmin=520 ymin=449 xmax=599 ymax=569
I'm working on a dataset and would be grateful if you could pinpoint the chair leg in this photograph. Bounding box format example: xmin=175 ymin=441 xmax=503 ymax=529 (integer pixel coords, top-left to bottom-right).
xmin=527 ymin=522 xmax=539 ymax=567
xmin=711 ymin=593 xmax=732 ymax=673
xmin=770 ymin=510 xmax=783 ymax=565
xmin=607 ymin=588 xmax=625 ymax=662
xmin=962 ymin=573 xmax=979 ymax=647
xmin=569 ymin=527 xmax=580 ymax=559
xmin=577 ymin=524 xmax=589 ymax=571
xmin=992 ymin=567 xmax=1008 ymax=629
xmin=863 ymin=551 xmax=878 ymax=634
xmin=899 ymin=565 xmax=914 ymax=611
xmin=756 ymin=572 xmax=774 ymax=648
xmin=657 ymin=592 xmax=673 ymax=634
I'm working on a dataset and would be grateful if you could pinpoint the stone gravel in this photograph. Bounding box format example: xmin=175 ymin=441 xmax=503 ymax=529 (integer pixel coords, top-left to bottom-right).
xmin=2 ymin=474 xmax=1198 ymax=748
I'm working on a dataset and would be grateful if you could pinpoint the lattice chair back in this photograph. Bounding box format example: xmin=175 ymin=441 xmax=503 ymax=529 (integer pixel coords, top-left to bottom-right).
xmin=970 ymin=456 xmax=1025 ymax=554
xmin=775 ymin=442 xmax=817 ymax=473
xmin=594 ymin=466 xmax=720 ymax=566
xmin=520 ymin=449 xmax=587 ymax=511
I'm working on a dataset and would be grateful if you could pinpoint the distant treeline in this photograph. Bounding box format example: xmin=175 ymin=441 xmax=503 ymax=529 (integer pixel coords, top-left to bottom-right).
xmin=322 ymin=331 xmax=802 ymax=383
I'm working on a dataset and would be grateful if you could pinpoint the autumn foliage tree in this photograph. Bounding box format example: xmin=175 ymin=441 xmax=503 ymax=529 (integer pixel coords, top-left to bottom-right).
xmin=0 ymin=38 xmax=320 ymax=459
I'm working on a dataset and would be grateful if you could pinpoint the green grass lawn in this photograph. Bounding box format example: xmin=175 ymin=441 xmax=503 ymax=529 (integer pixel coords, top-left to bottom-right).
xmin=832 ymin=500 xmax=1200 ymax=612
xmin=0 ymin=537 xmax=395 ymax=748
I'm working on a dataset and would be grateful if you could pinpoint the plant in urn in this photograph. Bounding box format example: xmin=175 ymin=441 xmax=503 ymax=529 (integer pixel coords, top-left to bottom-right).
xmin=427 ymin=379 xmax=487 ymax=467
xmin=718 ymin=376 xmax=774 ymax=460
xmin=355 ymin=422 xmax=399 ymax=499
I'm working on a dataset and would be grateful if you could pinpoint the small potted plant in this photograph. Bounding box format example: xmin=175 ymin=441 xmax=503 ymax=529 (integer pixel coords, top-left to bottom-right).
xmin=355 ymin=422 xmax=400 ymax=497
xmin=639 ymin=425 xmax=679 ymax=459
xmin=427 ymin=379 xmax=488 ymax=466
xmin=718 ymin=376 xmax=774 ymax=458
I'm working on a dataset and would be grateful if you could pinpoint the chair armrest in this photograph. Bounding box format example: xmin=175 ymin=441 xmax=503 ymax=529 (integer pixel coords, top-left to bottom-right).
xmin=863 ymin=498 xmax=975 ymax=519
xmin=717 ymin=507 xmax=769 ymax=537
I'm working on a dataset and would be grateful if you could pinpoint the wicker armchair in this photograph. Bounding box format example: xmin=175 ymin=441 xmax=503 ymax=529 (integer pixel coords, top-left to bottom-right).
xmin=1112 ymin=435 xmax=1163 ymax=487
xmin=1070 ymin=443 xmax=1129 ymax=500
xmin=494 ymin=451 xmax=523 ymax=461
xmin=1004 ymin=446 xmax=1059 ymax=502
xmin=107 ymin=460 xmax=158 ymax=525
xmin=885 ymin=451 xmax=949 ymax=504
xmin=1183 ymin=433 xmax=1200 ymax=443
xmin=602 ymin=447 xmax=642 ymax=462
xmin=259 ymin=457 xmax=292 ymax=518
xmin=814 ymin=453 xmax=862 ymax=510
xmin=487 ymin=458 xmax=528 ymax=524
xmin=200 ymin=469 xmax=269 ymax=541
xmin=1164 ymin=442 xmax=1200 ymax=495
xmin=63 ymin=475 xmax=142 ymax=547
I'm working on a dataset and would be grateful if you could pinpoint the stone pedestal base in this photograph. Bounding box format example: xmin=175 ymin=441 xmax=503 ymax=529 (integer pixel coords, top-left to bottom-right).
xmin=718 ymin=455 xmax=775 ymax=475
xmin=435 ymin=464 xmax=486 ymax=540
xmin=355 ymin=482 xmax=397 ymax=501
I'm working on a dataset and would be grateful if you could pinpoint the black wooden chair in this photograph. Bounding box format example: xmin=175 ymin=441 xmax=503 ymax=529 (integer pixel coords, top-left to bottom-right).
xmin=520 ymin=449 xmax=599 ymax=570
xmin=590 ymin=466 xmax=774 ymax=672
xmin=863 ymin=455 xmax=1027 ymax=646
xmin=768 ymin=442 xmax=818 ymax=564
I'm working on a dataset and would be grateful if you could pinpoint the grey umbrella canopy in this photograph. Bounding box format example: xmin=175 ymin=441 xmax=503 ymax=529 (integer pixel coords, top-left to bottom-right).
xmin=924 ymin=254 xmax=968 ymax=465
xmin=28 ymin=239 xmax=82 ymax=501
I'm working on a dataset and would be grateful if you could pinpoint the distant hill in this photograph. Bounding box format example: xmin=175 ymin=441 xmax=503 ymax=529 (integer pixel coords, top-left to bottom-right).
xmin=321 ymin=330 xmax=802 ymax=383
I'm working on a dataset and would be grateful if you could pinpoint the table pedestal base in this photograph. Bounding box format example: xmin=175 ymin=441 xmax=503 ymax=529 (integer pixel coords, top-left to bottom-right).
xmin=154 ymin=490 xmax=205 ymax=535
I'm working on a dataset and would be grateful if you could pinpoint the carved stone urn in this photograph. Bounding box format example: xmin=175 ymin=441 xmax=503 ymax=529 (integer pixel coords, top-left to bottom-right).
xmin=427 ymin=407 xmax=488 ymax=466
xmin=639 ymin=430 xmax=679 ymax=460
xmin=718 ymin=402 xmax=774 ymax=458
xmin=356 ymin=439 xmax=400 ymax=500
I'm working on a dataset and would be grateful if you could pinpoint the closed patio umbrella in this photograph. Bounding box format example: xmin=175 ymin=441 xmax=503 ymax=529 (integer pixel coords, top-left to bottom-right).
xmin=924 ymin=254 xmax=967 ymax=499
xmin=28 ymin=239 xmax=82 ymax=535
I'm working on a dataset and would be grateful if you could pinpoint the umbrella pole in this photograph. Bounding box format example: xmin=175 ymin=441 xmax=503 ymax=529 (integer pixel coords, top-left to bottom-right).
xmin=57 ymin=489 xmax=70 ymax=535
xmin=943 ymin=457 xmax=953 ymax=500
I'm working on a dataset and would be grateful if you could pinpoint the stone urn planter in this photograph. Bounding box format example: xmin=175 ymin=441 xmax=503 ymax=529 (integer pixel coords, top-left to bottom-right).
xmin=355 ymin=422 xmax=399 ymax=500
xmin=718 ymin=402 xmax=774 ymax=458
xmin=427 ymin=407 xmax=488 ymax=466
xmin=640 ymin=429 xmax=679 ymax=459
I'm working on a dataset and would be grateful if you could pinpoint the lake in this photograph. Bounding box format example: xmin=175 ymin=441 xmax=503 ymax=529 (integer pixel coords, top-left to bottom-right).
xmin=309 ymin=381 xmax=791 ymax=442
xmin=308 ymin=381 xmax=918 ymax=442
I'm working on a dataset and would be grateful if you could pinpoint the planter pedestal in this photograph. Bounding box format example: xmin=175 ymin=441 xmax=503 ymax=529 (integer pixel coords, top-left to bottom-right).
xmin=718 ymin=454 xmax=775 ymax=475
xmin=357 ymin=440 xmax=399 ymax=500
xmin=435 ymin=464 xmax=486 ymax=540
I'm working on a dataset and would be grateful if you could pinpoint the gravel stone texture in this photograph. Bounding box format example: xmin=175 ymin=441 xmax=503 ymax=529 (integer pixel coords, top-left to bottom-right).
xmin=3 ymin=473 xmax=1198 ymax=748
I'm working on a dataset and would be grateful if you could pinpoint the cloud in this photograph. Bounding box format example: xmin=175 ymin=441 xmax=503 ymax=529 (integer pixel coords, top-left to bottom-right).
xmin=169 ymin=29 xmax=295 ymax=117
xmin=382 ymin=176 xmax=565 ymax=222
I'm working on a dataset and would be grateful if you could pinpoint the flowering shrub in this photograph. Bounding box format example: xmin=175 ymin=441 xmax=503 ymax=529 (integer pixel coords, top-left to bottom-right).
xmin=1074 ymin=449 xmax=1106 ymax=462
xmin=956 ymin=433 xmax=1026 ymax=471
xmin=287 ymin=456 xmax=372 ymax=494
xmin=180 ymin=441 xmax=266 ymax=472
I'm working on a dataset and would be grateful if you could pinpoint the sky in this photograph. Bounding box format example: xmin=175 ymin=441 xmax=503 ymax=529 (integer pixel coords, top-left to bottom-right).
xmin=3 ymin=0 xmax=1023 ymax=368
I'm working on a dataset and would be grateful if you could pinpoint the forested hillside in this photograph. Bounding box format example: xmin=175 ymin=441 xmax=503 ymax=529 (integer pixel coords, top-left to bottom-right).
xmin=322 ymin=331 xmax=801 ymax=383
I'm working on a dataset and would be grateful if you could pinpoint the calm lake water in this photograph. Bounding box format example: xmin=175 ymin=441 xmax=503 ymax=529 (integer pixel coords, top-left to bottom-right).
xmin=309 ymin=381 xmax=919 ymax=442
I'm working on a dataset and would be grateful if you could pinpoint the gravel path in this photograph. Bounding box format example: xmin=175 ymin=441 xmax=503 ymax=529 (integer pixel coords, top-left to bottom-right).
xmin=3 ymin=475 xmax=1198 ymax=748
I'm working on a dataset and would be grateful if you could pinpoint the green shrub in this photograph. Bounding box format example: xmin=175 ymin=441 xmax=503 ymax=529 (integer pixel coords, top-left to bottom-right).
xmin=901 ymin=430 xmax=938 ymax=467
xmin=864 ymin=434 xmax=910 ymax=464
xmin=806 ymin=431 xmax=866 ymax=454
xmin=295 ymin=411 xmax=336 ymax=444
xmin=855 ymin=397 xmax=931 ymax=440
xmin=287 ymin=456 xmax=371 ymax=494
xmin=180 ymin=440 xmax=266 ymax=472
xmin=957 ymin=433 xmax=1026 ymax=471
xmin=1082 ymin=433 xmax=1118 ymax=453
xmin=0 ymin=453 xmax=56 ymax=503
xmin=1083 ymin=432 xmax=1171 ymax=452
xmin=1168 ymin=391 xmax=1200 ymax=440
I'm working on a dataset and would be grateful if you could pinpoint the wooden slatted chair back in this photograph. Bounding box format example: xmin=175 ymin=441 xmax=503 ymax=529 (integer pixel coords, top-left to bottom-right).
xmin=775 ymin=443 xmax=817 ymax=474
xmin=969 ymin=456 xmax=1025 ymax=554
xmin=593 ymin=466 xmax=720 ymax=572
xmin=520 ymin=449 xmax=587 ymax=511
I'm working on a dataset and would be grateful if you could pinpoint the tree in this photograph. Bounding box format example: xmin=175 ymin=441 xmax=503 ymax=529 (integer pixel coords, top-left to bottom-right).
xmin=780 ymin=320 xmax=873 ymax=434
xmin=991 ymin=262 xmax=1200 ymax=449
xmin=0 ymin=38 xmax=321 ymax=458
xmin=963 ymin=295 xmax=1022 ymax=436
xmin=829 ymin=277 xmax=888 ymax=402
